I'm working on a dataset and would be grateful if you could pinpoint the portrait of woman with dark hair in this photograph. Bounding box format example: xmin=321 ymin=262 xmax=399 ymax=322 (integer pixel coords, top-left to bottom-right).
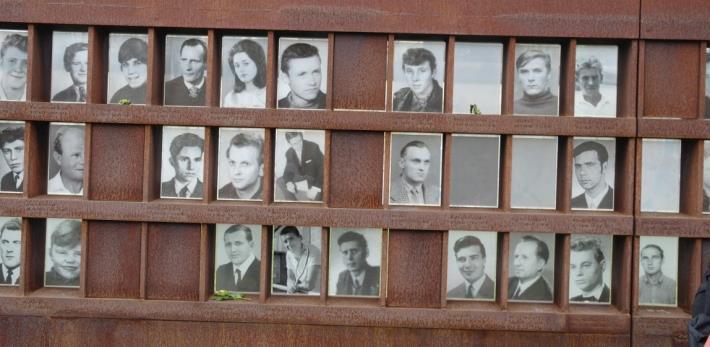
xmin=222 ymin=38 xmax=267 ymax=108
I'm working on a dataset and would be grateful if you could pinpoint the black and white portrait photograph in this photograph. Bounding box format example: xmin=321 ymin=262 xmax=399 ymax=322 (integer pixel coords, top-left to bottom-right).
xmin=446 ymin=230 xmax=497 ymax=301
xmin=389 ymin=132 xmax=442 ymax=206
xmin=574 ymin=45 xmax=618 ymax=117
xmin=569 ymin=234 xmax=613 ymax=305
xmin=277 ymin=37 xmax=328 ymax=110
xmin=328 ymin=228 xmax=382 ymax=297
xmin=217 ymin=128 xmax=265 ymax=201
xmin=638 ymin=236 xmax=678 ymax=307
xmin=513 ymin=44 xmax=561 ymax=116
xmin=107 ymin=33 xmax=148 ymax=105
xmin=450 ymin=134 xmax=500 ymax=208
xmin=47 ymin=122 xmax=85 ymax=196
xmin=704 ymin=141 xmax=710 ymax=214
xmin=164 ymin=35 xmax=208 ymax=107
xmin=705 ymin=48 xmax=710 ymax=119
xmin=392 ymin=40 xmax=446 ymax=113
xmin=0 ymin=30 xmax=28 ymax=102
xmin=160 ymin=126 xmax=205 ymax=199
xmin=51 ymin=31 xmax=88 ymax=103
xmin=508 ymin=233 xmax=555 ymax=303
xmin=511 ymin=136 xmax=558 ymax=209
xmin=452 ymin=42 xmax=502 ymax=115
xmin=214 ymin=224 xmax=262 ymax=293
xmin=44 ymin=218 xmax=81 ymax=288
xmin=271 ymin=226 xmax=321 ymax=295
xmin=221 ymin=36 xmax=267 ymax=109
xmin=273 ymin=129 xmax=325 ymax=203
xmin=640 ymin=139 xmax=681 ymax=213
xmin=0 ymin=217 xmax=21 ymax=286
xmin=0 ymin=121 xmax=24 ymax=193
xmin=571 ymin=137 xmax=616 ymax=211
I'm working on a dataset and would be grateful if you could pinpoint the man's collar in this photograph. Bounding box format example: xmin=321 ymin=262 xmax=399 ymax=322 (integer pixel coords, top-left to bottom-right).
xmin=580 ymin=281 xmax=605 ymax=299
xmin=232 ymin=253 xmax=256 ymax=275
xmin=183 ymin=76 xmax=205 ymax=90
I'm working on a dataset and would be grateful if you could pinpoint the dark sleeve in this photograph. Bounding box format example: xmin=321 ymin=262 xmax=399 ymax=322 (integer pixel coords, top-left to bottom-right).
xmin=282 ymin=148 xmax=298 ymax=183
xmin=309 ymin=142 xmax=324 ymax=189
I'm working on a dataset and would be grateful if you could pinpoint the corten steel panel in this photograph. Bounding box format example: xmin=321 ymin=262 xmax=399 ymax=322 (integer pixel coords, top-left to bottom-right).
xmin=329 ymin=131 xmax=384 ymax=208
xmin=387 ymin=230 xmax=442 ymax=308
xmin=48 ymin=317 xmax=146 ymax=346
xmin=642 ymin=42 xmax=700 ymax=119
xmin=332 ymin=34 xmax=387 ymax=110
xmin=0 ymin=316 xmax=50 ymax=347
xmin=89 ymin=124 xmax=145 ymax=201
xmin=642 ymin=0 xmax=710 ymax=40
xmin=85 ymin=221 xmax=141 ymax=298
xmin=146 ymin=223 xmax=201 ymax=301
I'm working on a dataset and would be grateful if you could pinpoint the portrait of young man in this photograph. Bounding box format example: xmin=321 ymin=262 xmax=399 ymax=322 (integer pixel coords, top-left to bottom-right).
xmin=108 ymin=34 xmax=148 ymax=105
xmin=447 ymin=232 xmax=496 ymax=301
xmin=44 ymin=218 xmax=81 ymax=288
xmin=574 ymin=45 xmax=617 ymax=117
xmin=571 ymin=139 xmax=615 ymax=211
xmin=218 ymin=128 xmax=265 ymax=201
xmin=47 ymin=123 xmax=85 ymax=196
xmin=638 ymin=237 xmax=678 ymax=306
xmin=164 ymin=36 xmax=207 ymax=107
xmin=703 ymin=141 xmax=709 ymax=213
xmin=277 ymin=38 xmax=328 ymax=110
xmin=160 ymin=127 xmax=205 ymax=199
xmin=0 ymin=217 xmax=21 ymax=286
xmin=508 ymin=233 xmax=555 ymax=302
xmin=513 ymin=44 xmax=560 ymax=116
xmin=328 ymin=228 xmax=381 ymax=297
xmin=389 ymin=133 xmax=442 ymax=206
xmin=569 ymin=235 xmax=612 ymax=304
xmin=392 ymin=41 xmax=445 ymax=113
xmin=0 ymin=30 xmax=28 ymax=101
xmin=51 ymin=32 xmax=89 ymax=103
xmin=214 ymin=224 xmax=261 ymax=293
xmin=0 ymin=122 xmax=24 ymax=193
xmin=273 ymin=129 xmax=324 ymax=203
xmin=271 ymin=226 xmax=321 ymax=295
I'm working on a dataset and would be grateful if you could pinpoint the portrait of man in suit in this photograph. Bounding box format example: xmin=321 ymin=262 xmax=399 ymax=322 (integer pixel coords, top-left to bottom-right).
xmin=52 ymin=41 xmax=88 ymax=103
xmin=215 ymin=224 xmax=261 ymax=293
xmin=278 ymin=42 xmax=326 ymax=109
xmin=0 ymin=124 xmax=23 ymax=193
xmin=164 ymin=37 xmax=207 ymax=106
xmin=45 ymin=219 xmax=81 ymax=288
xmin=334 ymin=230 xmax=380 ymax=297
xmin=569 ymin=236 xmax=611 ymax=304
xmin=218 ymin=131 xmax=264 ymax=201
xmin=161 ymin=130 xmax=204 ymax=199
xmin=508 ymin=235 xmax=553 ymax=302
xmin=390 ymin=138 xmax=441 ymax=206
xmin=47 ymin=124 xmax=84 ymax=196
xmin=447 ymin=235 xmax=495 ymax=300
xmin=0 ymin=218 xmax=21 ymax=286
xmin=571 ymin=140 xmax=614 ymax=210
xmin=275 ymin=131 xmax=323 ymax=202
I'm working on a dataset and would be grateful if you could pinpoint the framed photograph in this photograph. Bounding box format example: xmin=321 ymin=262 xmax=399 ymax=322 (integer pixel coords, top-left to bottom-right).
xmin=328 ymin=228 xmax=382 ymax=298
xmin=452 ymin=42 xmax=502 ymax=115
xmin=511 ymin=135 xmax=558 ymax=209
xmin=0 ymin=121 xmax=24 ymax=193
xmin=569 ymin=234 xmax=613 ymax=305
xmin=391 ymin=40 xmax=446 ymax=113
xmin=450 ymin=134 xmax=500 ymax=208
xmin=0 ymin=29 xmax=28 ymax=102
xmin=214 ymin=224 xmax=262 ymax=293
xmin=446 ymin=231 xmax=497 ymax=301
xmin=513 ymin=43 xmax=561 ymax=116
xmin=388 ymin=132 xmax=443 ymax=206
xmin=271 ymin=225 xmax=322 ymax=295
xmin=574 ymin=45 xmax=618 ymax=117
xmin=217 ymin=128 xmax=265 ymax=201
xmin=44 ymin=218 xmax=81 ymax=288
xmin=638 ymin=236 xmax=678 ymax=307
xmin=51 ymin=31 xmax=88 ymax=103
xmin=705 ymin=48 xmax=710 ymax=119
xmin=640 ymin=139 xmax=681 ymax=213
xmin=571 ymin=137 xmax=616 ymax=211
xmin=107 ymin=33 xmax=148 ymax=105
xmin=273 ymin=129 xmax=325 ymax=203
xmin=0 ymin=216 xmax=21 ymax=286
xmin=164 ymin=34 xmax=208 ymax=107
xmin=508 ymin=232 xmax=555 ymax=303
xmin=47 ymin=122 xmax=85 ymax=196
xmin=221 ymin=36 xmax=268 ymax=109
xmin=704 ymin=140 xmax=710 ymax=214
xmin=277 ymin=37 xmax=328 ymax=110
xmin=160 ymin=126 xmax=205 ymax=199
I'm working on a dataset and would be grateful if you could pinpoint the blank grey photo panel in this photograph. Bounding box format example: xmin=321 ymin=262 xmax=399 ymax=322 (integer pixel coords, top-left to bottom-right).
xmin=450 ymin=134 xmax=500 ymax=207
xmin=511 ymin=136 xmax=558 ymax=209
xmin=640 ymin=139 xmax=681 ymax=213
xmin=452 ymin=42 xmax=503 ymax=115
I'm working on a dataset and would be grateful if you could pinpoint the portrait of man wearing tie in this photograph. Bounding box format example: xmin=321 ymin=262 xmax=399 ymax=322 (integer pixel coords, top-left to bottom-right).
xmin=274 ymin=130 xmax=324 ymax=202
xmin=330 ymin=229 xmax=380 ymax=297
xmin=569 ymin=235 xmax=611 ymax=304
xmin=389 ymin=133 xmax=442 ymax=206
xmin=571 ymin=139 xmax=615 ymax=211
xmin=0 ymin=123 xmax=24 ymax=193
xmin=51 ymin=32 xmax=89 ymax=103
xmin=0 ymin=218 xmax=21 ymax=286
xmin=214 ymin=224 xmax=261 ymax=293
xmin=160 ymin=127 xmax=205 ymax=199
xmin=508 ymin=234 xmax=555 ymax=302
xmin=447 ymin=234 xmax=496 ymax=301
xmin=164 ymin=36 xmax=207 ymax=107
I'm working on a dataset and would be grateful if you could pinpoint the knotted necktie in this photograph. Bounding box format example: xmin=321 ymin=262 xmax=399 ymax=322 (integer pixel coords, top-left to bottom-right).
xmin=5 ymin=267 xmax=13 ymax=284
xmin=179 ymin=186 xmax=189 ymax=198
xmin=512 ymin=285 xmax=522 ymax=299
xmin=466 ymin=283 xmax=474 ymax=298
xmin=189 ymin=86 xmax=199 ymax=98
xmin=353 ymin=279 xmax=361 ymax=295
xmin=78 ymin=86 xmax=86 ymax=102
xmin=235 ymin=269 xmax=242 ymax=287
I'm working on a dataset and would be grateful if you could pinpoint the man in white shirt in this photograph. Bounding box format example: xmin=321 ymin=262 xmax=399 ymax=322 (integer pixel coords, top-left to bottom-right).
xmin=214 ymin=224 xmax=260 ymax=293
xmin=571 ymin=141 xmax=613 ymax=210
xmin=164 ymin=38 xmax=207 ymax=106
xmin=47 ymin=125 xmax=84 ymax=195
xmin=574 ymin=56 xmax=616 ymax=117
xmin=569 ymin=236 xmax=610 ymax=303
xmin=0 ymin=218 xmax=21 ymax=285
xmin=161 ymin=132 xmax=204 ymax=199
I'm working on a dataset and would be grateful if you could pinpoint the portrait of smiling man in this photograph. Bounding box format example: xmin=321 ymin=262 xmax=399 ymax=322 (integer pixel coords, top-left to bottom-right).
xmin=164 ymin=36 xmax=207 ymax=106
xmin=571 ymin=139 xmax=615 ymax=211
xmin=160 ymin=127 xmax=205 ymax=199
xmin=0 ymin=217 xmax=21 ymax=286
xmin=0 ymin=31 xmax=28 ymax=101
xmin=447 ymin=233 xmax=496 ymax=300
xmin=392 ymin=43 xmax=445 ymax=113
xmin=45 ymin=218 xmax=82 ymax=288
xmin=389 ymin=133 xmax=442 ymax=206
xmin=513 ymin=45 xmax=560 ymax=116
xmin=51 ymin=32 xmax=89 ymax=103
xmin=109 ymin=34 xmax=148 ymax=105
xmin=214 ymin=224 xmax=261 ymax=293
xmin=508 ymin=234 xmax=554 ymax=302
xmin=47 ymin=123 xmax=85 ymax=196
xmin=569 ymin=235 xmax=611 ymax=304
xmin=277 ymin=39 xmax=327 ymax=110
xmin=218 ymin=129 xmax=264 ymax=201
